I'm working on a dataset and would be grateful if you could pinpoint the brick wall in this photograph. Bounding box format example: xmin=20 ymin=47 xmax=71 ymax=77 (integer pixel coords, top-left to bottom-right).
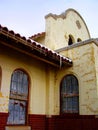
xmin=1 ymin=113 xmax=98 ymax=130
xmin=0 ymin=112 xmax=8 ymax=130
xmin=28 ymin=114 xmax=98 ymax=130
xmin=28 ymin=114 xmax=46 ymax=130
xmin=48 ymin=114 xmax=98 ymax=130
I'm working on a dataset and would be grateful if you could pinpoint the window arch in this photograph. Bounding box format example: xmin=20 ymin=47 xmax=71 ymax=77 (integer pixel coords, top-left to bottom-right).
xmin=77 ymin=38 xmax=82 ymax=42
xmin=0 ymin=67 xmax=2 ymax=90
xmin=60 ymin=74 xmax=79 ymax=114
xmin=7 ymin=69 xmax=29 ymax=125
xmin=68 ymin=35 xmax=75 ymax=45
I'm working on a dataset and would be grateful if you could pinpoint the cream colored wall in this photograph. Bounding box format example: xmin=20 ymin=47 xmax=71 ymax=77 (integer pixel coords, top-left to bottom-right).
xmin=1 ymin=43 xmax=98 ymax=116
xmin=1 ymin=8 xmax=97 ymax=118
xmin=44 ymin=9 xmax=98 ymax=115
xmin=35 ymin=37 xmax=45 ymax=45
xmin=45 ymin=66 xmax=56 ymax=116
xmin=53 ymin=42 xmax=98 ymax=115
xmin=93 ymin=43 xmax=98 ymax=95
xmin=45 ymin=10 xmax=90 ymax=50
xmin=0 ymin=47 xmax=46 ymax=114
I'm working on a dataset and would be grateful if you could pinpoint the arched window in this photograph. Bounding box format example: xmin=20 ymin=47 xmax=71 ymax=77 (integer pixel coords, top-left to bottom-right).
xmin=0 ymin=67 xmax=2 ymax=90
xmin=68 ymin=35 xmax=75 ymax=45
xmin=77 ymin=38 xmax=82 ymax=42
xmin=7 ymin=69 xmax=29 ymax=125
xmin=60 ymin=74 xmax=79 ymax=114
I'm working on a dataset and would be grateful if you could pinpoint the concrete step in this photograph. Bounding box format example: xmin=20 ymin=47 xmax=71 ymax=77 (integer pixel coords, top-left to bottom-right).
xmin=5 ymin=126 xmax=31 ymax=130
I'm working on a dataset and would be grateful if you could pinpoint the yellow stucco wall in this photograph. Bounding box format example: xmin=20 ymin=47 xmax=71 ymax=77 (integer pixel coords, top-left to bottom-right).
xmin=35 ymin=36 xmax=45 ymax=45
xmin=1 ymin=42 xmax=98 ymax=116
xmin=53 ymin=42 xmax=98 ymax=115
xmin=0 ymin=46 xmax=47 ymax=114
xmin=93 ymin=43 xmax=98 ymax=94
xmin=39 ymin=9 xmax=98 ymax=115
xmin=45 ymin=9 xmax=90 ymax=50
xmin=1 ymin=8 xmax=98 ymax=117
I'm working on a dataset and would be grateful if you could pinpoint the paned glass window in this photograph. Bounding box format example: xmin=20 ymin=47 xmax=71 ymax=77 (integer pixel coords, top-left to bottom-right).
xmin=60 ymin=75 xmax=79 ymax=113
xmin=7 ymin=70 xmax=29 ymax=125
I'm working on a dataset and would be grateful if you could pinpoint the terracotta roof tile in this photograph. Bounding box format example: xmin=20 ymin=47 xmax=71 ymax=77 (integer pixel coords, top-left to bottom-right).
xmin=0 ymin=24 xmax=72 ymax=67
xmin=30 ymin=32 xmax=45 ymax=40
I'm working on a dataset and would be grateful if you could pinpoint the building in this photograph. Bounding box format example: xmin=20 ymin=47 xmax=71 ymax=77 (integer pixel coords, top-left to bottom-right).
xmin=0 ymin=8 xmax=98 ymax=130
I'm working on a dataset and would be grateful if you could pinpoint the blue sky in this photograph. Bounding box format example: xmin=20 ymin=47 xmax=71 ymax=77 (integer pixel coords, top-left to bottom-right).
xmin=0 ymin=0 xmax=98 ymax=38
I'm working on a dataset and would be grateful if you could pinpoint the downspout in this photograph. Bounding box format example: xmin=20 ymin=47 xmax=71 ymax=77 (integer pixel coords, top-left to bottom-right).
xmin=60 ymin=56 xmax=62 ymax=68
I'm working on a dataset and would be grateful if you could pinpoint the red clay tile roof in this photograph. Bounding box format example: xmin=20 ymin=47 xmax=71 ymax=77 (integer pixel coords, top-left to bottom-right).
xmin=30 ymin=32 xmax=45 ymax=40
xmin=0 ymin=24 xmax=72 ymax=67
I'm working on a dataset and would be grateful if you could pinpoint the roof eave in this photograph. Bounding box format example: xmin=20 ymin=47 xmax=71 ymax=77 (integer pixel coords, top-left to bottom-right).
xmin=0 ymin=26 xmax=73 ymax=68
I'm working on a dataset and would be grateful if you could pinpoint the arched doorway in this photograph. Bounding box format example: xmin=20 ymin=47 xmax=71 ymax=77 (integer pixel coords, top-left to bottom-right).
xmin=7 ymin=69 xmax=29 ymax=125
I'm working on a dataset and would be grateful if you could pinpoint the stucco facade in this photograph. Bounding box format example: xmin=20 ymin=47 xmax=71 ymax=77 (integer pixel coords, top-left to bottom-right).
xmin=44 ymin=9 xmax=90 ymax=50
xmin=56 ymin=41 xmax=98 ymax=115
xmin=0 ymin=45 xmax=46 ymax=114
xmin=32 ymin=9 xmax=98 ymax=116
xmin=0 ymin=8 xmax=98 ymax=130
